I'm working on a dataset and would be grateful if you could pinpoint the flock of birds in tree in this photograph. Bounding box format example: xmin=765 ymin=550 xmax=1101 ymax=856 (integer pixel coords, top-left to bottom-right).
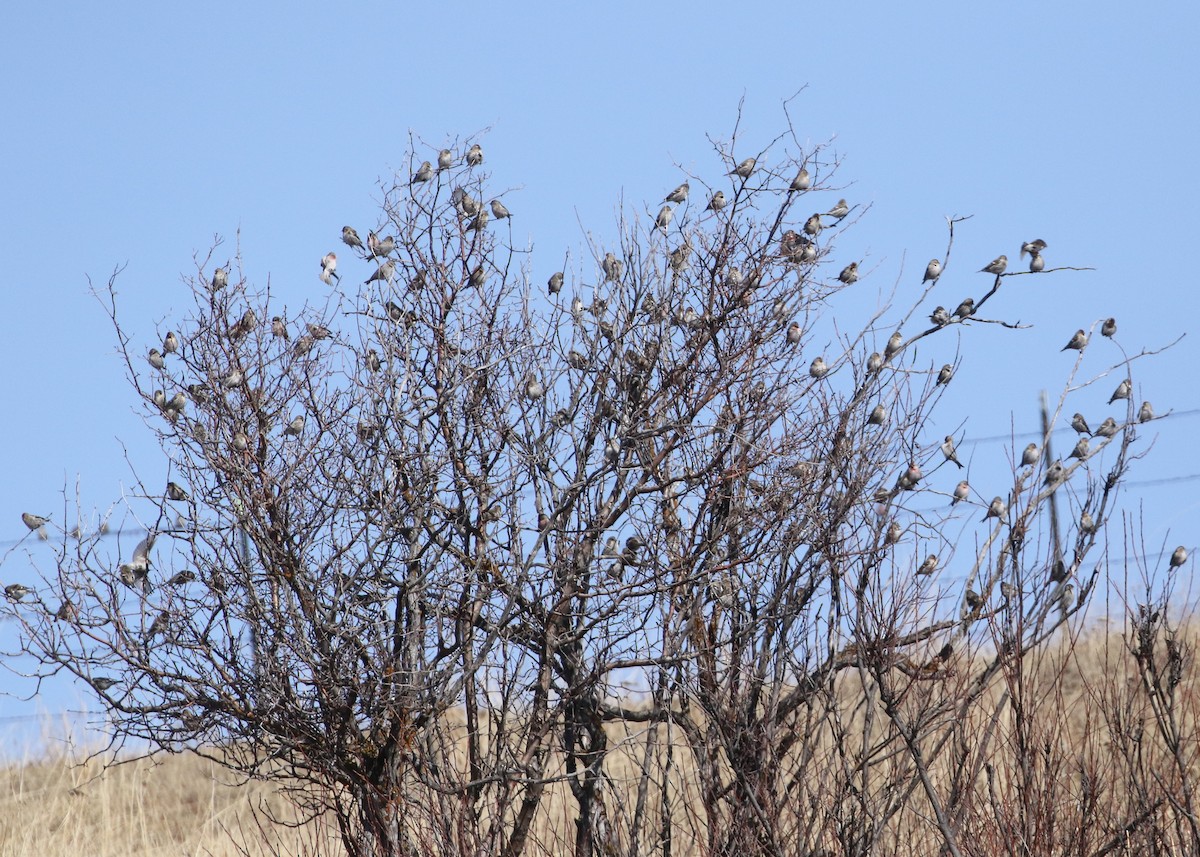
xmin=6 ymin=145 xmax=1189 ymax=627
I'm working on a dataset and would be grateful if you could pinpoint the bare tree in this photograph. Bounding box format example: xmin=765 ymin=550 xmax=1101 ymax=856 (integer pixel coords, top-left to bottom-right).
xmin=1 ymin=114 xmax=1181 ymax=857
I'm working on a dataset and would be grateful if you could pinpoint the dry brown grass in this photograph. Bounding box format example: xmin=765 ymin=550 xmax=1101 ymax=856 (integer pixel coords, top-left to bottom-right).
xmin=2 ymin=624 xmax=1196 ymax=856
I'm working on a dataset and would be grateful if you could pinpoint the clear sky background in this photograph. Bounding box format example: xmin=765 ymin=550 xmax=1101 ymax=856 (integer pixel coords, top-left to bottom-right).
xmin=1 ymin=2 xmax=1197 ymax=759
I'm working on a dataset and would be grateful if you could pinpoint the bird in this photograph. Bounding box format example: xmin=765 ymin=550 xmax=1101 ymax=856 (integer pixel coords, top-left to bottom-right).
xmin=602 ymin=252 xmax=623 ymax=281
xmin=469 ymin=265 xmax=487 ymax=288
xmin=1057 ymin=584 xmax=1076 ymax=615
xmin=148 ymin=348 xmax=165 ymax=370
xmin=320 ymin=252 xmax=340 ymax=285
xmin=232 ymin=431 xmax=249 ymax=451
xmin=953 ymin=297 xmax=975 ymax=319
xmin=937 ymin=364 xmax=953 ymax=386
xmin=1021 ymin=239 xmax=1047 ymax=259
xmin=1043 ymin=459 xmax=1065 ymax=486
xmin=120 ymin=532 xmax=156 ymax=585
xmin=885 ymin=521 xmax=902 ymax=545
xmin=1094 ymin=417 xmax=1119 ymax=438
xmin=5 ymin=584 xmax=33 ymax=602
xmin=729 ymin=157 xmax=756 ymax=178
xmin=92 ymin=677 xmax=119 ymax=692
xmin=983 ymin=496 xmax=1006 ymax=522
xmin=1102 ymin=317 xmax=1117 ymax=337
xmin=885 ymin=331 xmax=904 ymax=359
xmin=964 ymin=588 xmax=984 ymax=613
xmin=1069 ymin=437 xmax=1090 ymax=460
xmin=166 ymin=481 xmax=190 ymax=502
xmin=271 ymin=317 xmax=289 ymax=340
xmin=1071 ymin=413 xmax=1092 ymax=435
xmin=867 ymin=352 xmax=884 ymax=372
xmin=930 ymin=305 xmax=950 ymax=326
xmin=341 ymin=226 xmax=363 ymax=250
xmin=146 ymin=610 xmax=170 ymax=638
xmin=372 ymin=235 xmax=396 ymax=257
xmin=365 ymin=261 xmax=396 ymax=285
xmin=786 ymin=322 xmax=801 ymax=344
xmin=952 ymin=480 xmax=970 ymax=505
xmin=663 ymin=182 xmax=689 ymax=204
xmin=838 ymin=262 xmax=859 ymax=284
xmin=1080 ymin=511 xmax=1097 ymax=534
xmin=465 ymin=143 xmax=483 ymax=166
xmin=567 ymin=349 xmax=588 ymax=370
xmin=803 ymin=213 xmax=823 ymax=236
xmin=364 ymin=349 xmax=381 ymax=372
xmin=153 ymin=389 xmax=167 ymax=409
xmin=653 ymin=205 xmax=673 ymax=232
xmin=167 ymin=569 xmax=196 ymax=586
xmin=21 ymin=512 xmax=49 ymax=531
xmin=899 ymin=462 xmax=923 ymax=491
xmin=548 ymin=272 xmax=564 ymax=295
xmin=706 ymin=191 xmax=726 ymax=212
xmin=1029 ymin=254 xmax=1046 ymax=273
xmin=163 ymin=332 xmax=179 ymax=355
xmin=827 ymin=199 xmax=850 ymax=219
xmin=524 ymin=378 xmax=545 ymax=400
xmin=867 ymin=404 xmax=887 ymax=426
xmin=1062 ymin=329 xmax=1088 ymax=352
xmin=941 ymin=436 xmax=963 ymax=468
xmin=490 ymin=199 xmax=512 ymax=220
xmin=923 ymin=259 xmax=942 ymax=283
xmin=604 ymin=436 xmax=620 ymax=463
xmin=1022 ymin=443 xmax=1041 ymax=467
xmin=917 ymin=555 xmax=938 ymax=576
xmin=1000 ymin=582 xmax=1019 ymax=601
xmin=1139 ymin=401 xmax=1155 ymax=423
xmin=223 ymin=368 xmax=243 ymax=388
xmin=809 ymin=357 xmax=828 ymax=379
xmin=211 ymin=267 xmax=229 ymax=290
xmin=411 ymin=161 xmax=433 ymax=183
xmin=790 ymin=168 xmax=811 ymax=191
xmin=283 ymin=416 xmax=305 ymax=436
xmin=468 ymin=210 xmax=490 ymax=232
xmin=437 ymin=149 xmax=453 ymax=170
xmin=1109 ymin=379 xmax=1131 ymax=404
xmin=980 ymin=255 xmax=1008 ymax=275
xmin=1170 ymin=546 xmax=1188 ymax=569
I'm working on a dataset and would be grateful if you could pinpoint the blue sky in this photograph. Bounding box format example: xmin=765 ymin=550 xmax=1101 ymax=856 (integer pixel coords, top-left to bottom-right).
xmin=1 ymin=2 xmax=1197 ymax=757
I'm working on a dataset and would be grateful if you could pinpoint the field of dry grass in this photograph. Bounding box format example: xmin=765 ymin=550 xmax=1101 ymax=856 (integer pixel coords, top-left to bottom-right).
xmin=2 ymin=623 xmax=1196 ymax=856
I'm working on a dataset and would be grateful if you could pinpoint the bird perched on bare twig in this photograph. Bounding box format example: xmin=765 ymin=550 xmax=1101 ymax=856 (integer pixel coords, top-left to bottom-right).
xmin=1139 ymin=401 xmax=1154 ymax=423
xmin=952 ymin=480 xmax=970 ymax=505
xmin=728 ymin=157 xmax=756 ymax=178
xmin=838 ymin=262 xmax=859 ymax=284
xmin=803 ymin=213 xmax=823 ymax=236
xmin=1094 ymin=417 xmax=1119 ymax=438
xmin=166 ymin=481 xmax=190 ymax=502
xmin=547 ymin=272 xmax=563 ymax=295
xmin=22 ymin=512 xmax=49 ymax=532
xmin=917 ymin=555 xmax=938 ymax=576
xmin=465 ymin=143 xmax=483 ymax=166
xmin=1062 ymin=329 xmax=1088 ymax=352
xmin=148 ymin=348 xmax=165 ymax=370
xmin=283 ymin=416 xmax=305 ymax=436
xmin=1029 ymin=254 xmax=1045 ymax=272
xmin=1071 ymin=413 xmax=1091 ymax=435
xmin=706 ymin=191 xmax=726 ymax=212
xmin=211 ymin=267 xmax=229 ymax=290
xmin=490 ymin=199 xmax=512 ymax=220
xmin=1069 ymin=437 xmax=1090 ymax=460
xmin=809 ymin=357 xmax=828 ymax=379
xmin=411 ymin=161 xmax=433 ymax=183
xmin=1101 ymin=317 xmax=1117 ymax=337
xmin=930 ymin=305 xmax=950 ymax=326
xmin=365 ymin=261 xmax=395 ymax=285
xmin=341 ymin=226 xmax=363 ymax=251
xmin=983 ymin=496 xmax=1006 ymax=522
xmin=1043 ymin=459 xmax=1065 ymax=486
xmin=953 ymin=298 xmax=975 ymax=319
xmin=937 ymin=364 xmax=953 ymax=385
xmin=1109 ymin=379 xmax=1131 ymax=404
xmin=663 ymin=182 xmax=689 ymax=204
xmin=653 ymin=205 xmax=673 ymax=232
xmin=163 ymin=331 xmax=179 ymax=355
xmin=437 ymin=149 xmax=452 ymax=170
xmin=867 ymin=404 xmax=887 ymax=426
xmin=790 ymin=168 xmax=811 ymax=191
xmin=1170 ymin=546 xmax=1188 ymax=569
xmin=1022 ymin=443 xmax=1041 ymax=467
xmin=941 ymin=436 xmax=963 ymax=468
xmin=980 ymin=255 xmax=1008 ymax=275
xmin=827 ymin=199 xmax=850 ymax=219
xmin=885 ymin=331 xmax=904 ymax=358
xmin=923 ymin=259 xmax=942 ymax=283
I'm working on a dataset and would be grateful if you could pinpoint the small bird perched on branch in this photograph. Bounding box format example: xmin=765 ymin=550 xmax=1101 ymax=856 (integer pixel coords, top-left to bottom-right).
xmin=980 ymin=255 xmax=1008 ymax=275
xmin=923 ymin=259 xmax=942 ymax=283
